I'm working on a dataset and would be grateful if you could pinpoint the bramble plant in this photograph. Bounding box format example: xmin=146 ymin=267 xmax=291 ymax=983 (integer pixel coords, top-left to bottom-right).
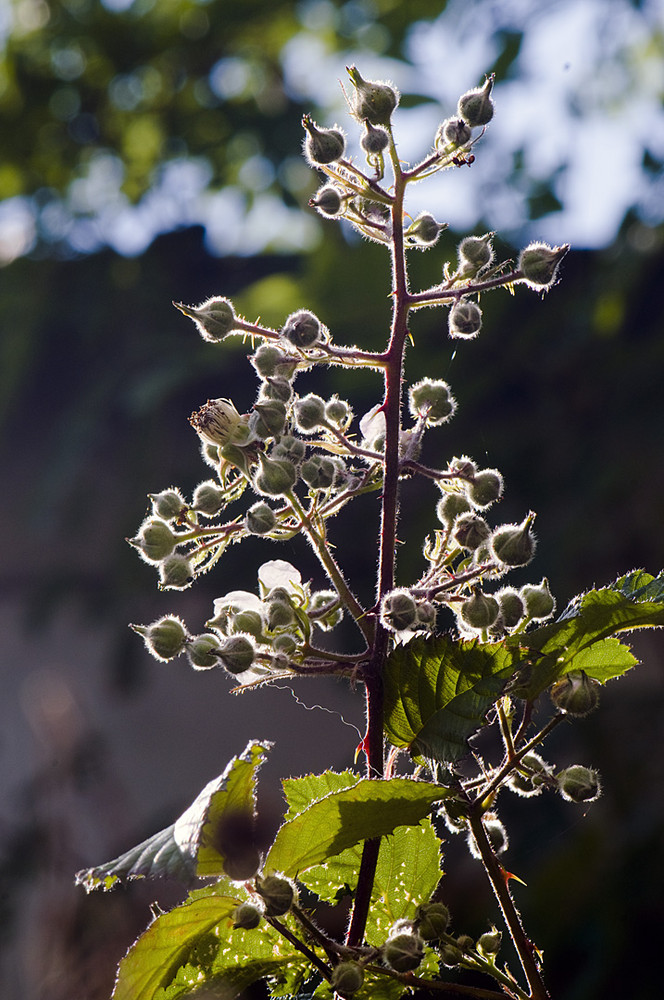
xmin=76 ymin=68 xmax=664 ymax=1000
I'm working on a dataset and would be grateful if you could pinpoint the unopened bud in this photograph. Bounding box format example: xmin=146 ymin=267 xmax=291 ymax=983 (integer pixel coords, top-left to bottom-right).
xmin=449 ymin=301 xmax=482 ymax=339
xmin=495 ymin=588 xmax=525 ymax=629
xmin=361 ymin=119 xmax=389 ymax=155
xmin=257 ymin=875 xmax=296 ymax=916
xmin=436 ymin=117 xmax=472 ymax=148
xmin=330 ymin=961 xmax=364 ymax=997
xmin=507 ymin=751 xmax=550 ymax=797
xmin=347 ymin=65 xmax=399 ymax=126
xmin=520 ymin=578 xmax=556 ymax=620
xmin=309 ymin=590 xmax=343 ymax=630
xmin=186 ymin=634 xmax=222 ymax=670
xmin=557 ymin=765 xmax=601 ymax=803
xmin=436 ymin=491 xmax=473 ymax=526
xmin=477 ymin=929 xmax=502 ymax=958
xmin=272 ymin=435 xmax=306 ymax=465
xmin=251 ymin=344 xmax=298 ymax=380
xmin=259 ymin=376 xmax=293 ymax=404
xmin=301 ymin=454 xmax=336 ymax=490
xmin=293 ymin=393 xmax=326 ymax=433
xmin=490 ymin=514 xmax=537 ymax=567
xmin=467 ymin=469 xmax=504 ymax=508
xmin=518 ymin=242 xmax=569 ymax=289
xmin=381 ymin=589 xmax=419 ymax=632
xmin=409 ymin=378 xmax=456 ymax=425
xmin=149 ymin=489 xmax=186 ymax=521
xmin=384 ymin=932 xmax=425 ymax=972
xmin=415 ymin=902 xmax=450 ymax=940
xmin=406 ymin=212 xmax=448 ymax=247
xmin=218 ymin=635 xmax=256 ymax=674
xmin=550 ymin=670 xmax=599 ymax=716
xmin=132 ymin=616 xmax=187 ymax=661
xmin=159 ymin=553 xmax=194 ymax=590
xmin=302 ymin=114 xmax=346 ymax=165
xmin=460 ymin=589 xmax=500 ymax=630
xmin=281 ymin=309 xmax=323 ymax=349
xmin=440 ymin=945 xmax=463 ymax=966
xmin=192 ymin=480 xmax=225 ymax=517
xmin=250 ymin=400 xmax=288 ymax=440
xmin=311 ymin=184 xmax=344 ymax=219
xmin=254 ymin=454 xmax=297 ymax=496
xmin=245 ymin=501 xmax=278 ymax=535
xmin=453 ymin=513 xmax=491 ymax=550
xmin=232 ymin=903 xmax=262 ymax=930
xmin=325 ymin=395 xmax=351 ymax=427
xmin=174 ymin=296 xmax=237 ymax=342
xmin=130 ymin=518 xmax=177 ymax=563
xmin=458 ymin=233 xmax=494 ymax=274
xmin=457 ymin=76 xmax=495 ymax=128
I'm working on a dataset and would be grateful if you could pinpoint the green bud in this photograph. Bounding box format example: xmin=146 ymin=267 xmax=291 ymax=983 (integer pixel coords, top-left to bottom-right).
xmin=281 ymin=309 xmax=323 ymax=349
xmin=272 ymin=633 xmax=298 ymax=655
xmin=255 ymin=454 xmax=297 ymax=496
xmin=192 ymin=480 xmax=225 ymax=517
xmin=218 ymin=635 xmax=256 ymax=674
xmin=149 ymin=489 xmax=186 ymax=521
xmin=456 ymin=935 xmax=475 ymax=953
xmin=436 ymin=491 xmax=473 ymax=526
xmin=507 ymin=751 xmax=550 ymax=797
xmin=449 ymin=300 xmax=482 ymax=339
xmin=347 ymin=65 xmax=399 ymax=126
xmin=518 ymin=242 xmax=570 ymax=289
xmin=250 ymin=344 xmax=298 ymax=380
xmin=131 ymin=518 xmax=177 ymax=563
xmin=436 ymin=117 xmax=472 ymax=148
xmin=557 ymin=765 xmax=601 ymax=803
xmin=174 ymin=296 xmax=237 ymax=342
xmin=245 ymin=501 xmax=278 ymax=535
xmin=415 ymin=902 xmax=450 ymax=940
xmin=495 ymin=588 xmax=525 ymax=630
xmin=457 ymin=76 xmax=495 ymax=127
xmin=383 ymin=932 xmax=425 ymax=972
xmin=477 ymin=929 xmax=502 ymax=958
xmin=361 ymin=119 xmax=389 ymax=154
xmin=293 ymin=393 xmax=326 ymax=433
xmin=520 ymin=577 xmax=556 ymax=620
xmin=409 ymin=378 xmax=456 ymax=425
xmin=159 ymin=553 xmax=194 ymax=590
xmin=232 ymin=902 xmax=262 ymax=930
xmin=301 ymin=454 xmax=336 ymax=489
xmin=450 ymin=455 xmax=478 ymax=479
xmin=453 ymin=513 xmax=491 ymax=550
xmin=271 ymin=435 xmax=306 ymax=467
xmin=259 ymin=376 xmax=293 ymax=404
xmin=458 ymin=233 xmax=494 ymax=271
xmin=325 ymin=395 xmax=351 ymax=427
xmin=416 ymin=600 xmax=436 ymax=630
xmin=467 ymin=469 xmax=504 ymax=508
xmin=189 ymin=398 xmax=252 ymax=448
xmin=381 ymin=589 xmax=419 ymax=632
xmin=490 ymin=514 xmax=537 ymax=567
xmin=267 ymin=598 xmax=296 ymax=630
xmin=484 ymin=814 xmax=509 ymax=854
xmin=132 ymin=616 xmax=188 ymax=661
xmin=406 ymin=212 xmax=448 ymax=247
xmin=330 ymin=961 xmax=364 ymax=997
xmin=186 ymin=634 xmax=222 ymax=670
xmin=230 ymin=609 xmax=265 ymax=639
xmin=309 ymin=590 xmax=343 ymax=630
xmin=311 ymin=184 xmax=344 ymax=218
xmin=460 ymin=589 xmax=500 ymax=630
xmin=257 ymin=875 xmax=296 ymax=916
xmin=302 ymin=114 xmax=346 ymax=165
xmin=440 ymin=945 xmax=463 ymax=966
xmin=550 ymin=670 xmax=600 ymax=716
xmin=250 ymin=400 xmax=288 ymax=440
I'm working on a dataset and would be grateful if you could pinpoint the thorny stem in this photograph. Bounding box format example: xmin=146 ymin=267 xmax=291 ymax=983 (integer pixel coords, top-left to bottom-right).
xmin=476 ymin=713 xmax=565 ymax=802
xmin=266 ymin=917 xmax=331 ymax=981
xmin=366 ymin=965 xmax=514 ymax=1000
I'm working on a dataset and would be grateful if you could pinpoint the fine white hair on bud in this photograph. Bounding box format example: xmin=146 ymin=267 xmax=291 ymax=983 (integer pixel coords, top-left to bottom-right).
xmin=518 ymin=242 xmax=570 ymax=289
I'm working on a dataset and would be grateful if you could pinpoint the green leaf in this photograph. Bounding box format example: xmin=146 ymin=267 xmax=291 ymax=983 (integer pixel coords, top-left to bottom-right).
xmin=76 ymin=740 xmax=271 ymax=891
xmin=265 ymin=778 xmax=449 ymax=877
xmin=300 ymin=819 xmax=443 ymax=947
xmin=383 ymin=635 xmax=515 ymax=764
xmin=282 ymin=770 xmax=360 ymax=820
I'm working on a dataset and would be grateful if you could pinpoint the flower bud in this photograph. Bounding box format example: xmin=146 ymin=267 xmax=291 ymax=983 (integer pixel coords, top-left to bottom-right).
xmin=294 ymin=393 xmax=326 ymax=433
xmin=449 ymin=301 xmax=482 ymax=340
xmin=436 ymin=491 xmax=473 ymax=527
xmin=192 ymin=480 xmax=225 ymax=517
xmin=557 ymin=765 xmax=601 ymax=803
xmin=456 ymin=935 xmax=475 ymax=953
xmin=229 ymin=610 xmax=264 ymax=640
xmin=254 ymin=454 xmax=297 ymax=496
xmin=457 ymin=233 xmax=494 ymax=273
xmin=174 ymin=296 xmax=237 ymax=342
xmin=259 ymin=376 xmax=293 ymax=404
xmin=383 ymin=932 xmax=425 ymax=972
xmin=330 ymin=961 xmax=364 ymax=997
xmin=453 ymin=513 xmax=491 ymax=550
xmin=301 ymin=454 xmax=336 ymax=490
xmin=311 ymin=184 xmax=344 ymax=219
xmin=245 ymin=501 xmax=278 ymax=535
xmin=132 ymin=616 xmax=187 ymax=661
xmin=325 ymin=395 xmax=351 ymax=427
xmin=186 ymin=634 xmax=222 ymax=670
xmin=490 ymin=514 xmax=536 ymax=567
xmin=506 ymin=751 xmax=550 ymax=797
xmin=272 ymin=435 xmax=307 ymax=465
xmin=409 ymin=378 xmax=456 ymax=425
xmin=361 ymin=119 xmax=389 ymax=155
xmin=436 ymin=117 xmax=472 ymax=148
xmin=457 ymin=76 xmax=495 ymax=127
xmin=281 ymin=309 xmax=323 ymax=349
xmin=267 ymin=598 xmax=296 ymax=630
xmin=440 ymin=945 xmax=463 ymax=966
xmin=520 ymin=578 xmax=556 ymax=620
xmin=149 ymin=489 xmax=186 ymax=521
xmin=272 ymin=633 xmax=298 ymax=655
xmin=256 ymin=875 xmax=296 ymax=916
xmin=302 ymin=114 xmax=346 ymax=165
xmin=381 ymin=589 xmax=419 ymax=632
xmin=518 ymin=242 xmax=569 ymax=289
xmin=495 ymin=588 xmax=525 ymax=630
xmin=549 ymin=670 xmax=599 ymax=716
xmin=415 ymin=902 xmax=450 ymax=940
xmin=159 ymin=553 xmax=194 ymax=590
xmin=232 ymin=903 xmax=262 ymax=930
xmin=467 ymin=469 xmax=503 ymax=508
xmin=309 ymin=590 xmax=343 ymax=630
xmin=477 ymin=929 xmax=502 ymax=958
xmin=250 ymin=400 xmax=288 ymax=440
xmin=459 ymin=589 xmax=500 ymax=630
xmin=416 ymin=600 xmax=436 ymax=630
xmin=130 ymin=518 xmax=177 ymax=563
xmin=347 ymin=65 xmax=399 ymax=126
xmin=484 ymin=814 xmax=508 ymax=854
xmin=218 ymin=635 xmax=256 ymax=674
xmin=406 ymin=212 xmax=448 ymax=247
xmin=250 ymin=344 xmax=298 ymax=380
xmin=190 ymin=398 xmax=252 ymax=448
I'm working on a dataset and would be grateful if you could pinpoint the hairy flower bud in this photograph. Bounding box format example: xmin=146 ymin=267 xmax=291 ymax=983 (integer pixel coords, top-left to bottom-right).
xmin=192 ymin=480 xmax=225 ymax=517
xmin=272 ymin=435 xmax=306 ymax=465
xmin=518 ymin=242 xmax=570 ymax=289
xmin=347 ymin=65 xmax=399 ymax=126
xmin=415 ymin=902 xmax=450 ymax=940
xmin=259 ymin=376 xmax=293 ymax=405
xmin=250 ymin=400 xmax=288 ymax=440
xmin=294 ymin=393 xmax=326 ymax=433
xmin=507 ymin=751 xmax=550 ymax=797
xmin=381 ymin=589 xmax=419 ymax=632
xmin=460 ymin=589 xmax=500 ymax=630
xmin=520 ymin=578 xmax=556 ymax=620
xmin=132 ymin=616 xmax=187 ymax=661
xmin=477 ymin=929 xmax=502 ymax=958
xmin=440 ymin=945 xmax=464 ymax=966
xmin=301 ymin=454 xmax=336 ymax=490
xmin=436 ymin=491 xmax=473 ymax=526
xmin=495 ymin=588 xmax=525 ymax=630
xmin=383 ymin=932 xmax=425 ymax=972
xmin=309 ymin=590 xmax=343 ymax=630
xmin=406 ymin=212 xmax=448 ymax=247
xmin=186 ymin=634 xmax=222 ymax=670
xmin=467 ymin=469 xmax=504 ymax=508
xmin=131 ymin=518 xmax=177 ymax=563
xmin=311 ymin=184 xmax=345 ymax=219
xmin=550 ymin=670 xmax=600 ymax=716
xmin=190 ymin=398 xmax=252 ymax=448
xmin=457 ymin=76 xmax=495 ymax=127
xmin=302 ymin=114 xmax=345 ymax=165
xmin=218 ymin=635 xmax=256 ymax=674
xmin=557 ymin=765 xmax=601 ymax=803
xmin=232 ymin=903 xmax=262 ymax=930
xmin=257 ymin=875 xmax=296 ymax=916
xmin=491 ymin=514 xmax=536 ymax=567
xmin=361 ymin=119 xmax=389 ymax=155
xmin=149 ymin=488 xmax=186 ymax=521
xmin=159 ymin=553 xmax=194 ymax=590
xmin=330 ymin=961 xmax=364 ymax=997
xmin=251 ymin=344 xmax=298 ymax=380
xmin=449 ymin=300 xmax=483 ymax=339
xmin=458 ymin=233 xmax=494 ymax=273
xmin=409 ymin=378 xmax=457 ymax=425
xmin=325 ymin=395 xmax=351 ymax=427
xmin=281 ymin=309 xmax=323 ymax=349
xmin=174 ymin=296 xmax=237 ymax=342
xmin=245 ymin=501 xmax=278 ymax=535
xmin=436 ymin=117 xmax=472 ymax=148
xmin=254 ymin=454 xmax=297 ymax=496
xmin=453 ymin=513 xmax=491 ymax=551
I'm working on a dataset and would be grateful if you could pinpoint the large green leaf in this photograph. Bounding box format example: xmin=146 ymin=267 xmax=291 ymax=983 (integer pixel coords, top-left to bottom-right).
xmin=301 ymin=819 xmax=443 ymax=946
xmin=265 ymin=778 xmax=449 ymax=877
xmin=76 ymin=741 xmax=271 ymax=891
xmin=281 ymin=770 xmax=359 ymax=821
xmin=383 ymin=635 xmax=515 ymax=765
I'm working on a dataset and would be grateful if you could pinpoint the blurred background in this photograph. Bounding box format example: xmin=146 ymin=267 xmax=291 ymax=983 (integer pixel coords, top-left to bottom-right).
xmin=1 ymin=0 xmax=663 ymax=997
